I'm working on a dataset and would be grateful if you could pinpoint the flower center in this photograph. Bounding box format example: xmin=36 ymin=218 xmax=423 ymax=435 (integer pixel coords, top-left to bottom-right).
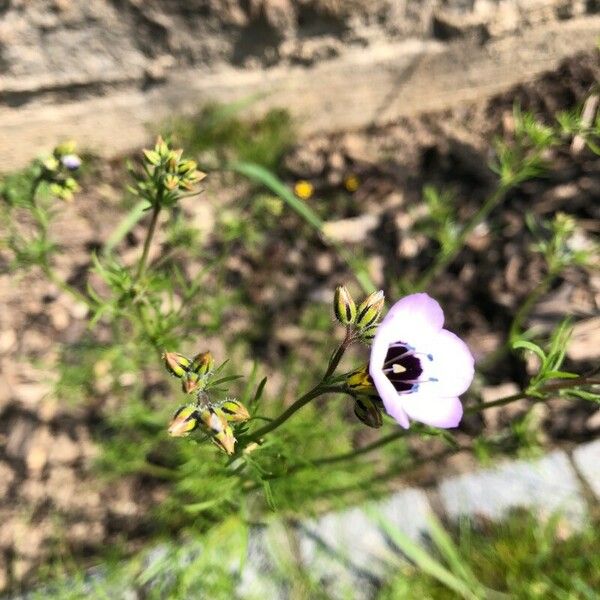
xmin=383 ymin=343 xmax=427 ymax=393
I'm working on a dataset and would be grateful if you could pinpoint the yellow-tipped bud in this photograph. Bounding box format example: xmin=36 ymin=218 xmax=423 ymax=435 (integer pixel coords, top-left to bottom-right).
xmin=181 ymin=371 xmax=205 ymax=394
xmin=162 ymin=351 xmax=191 ymax=378
xmin=177 ymin=159 xmax=197 ymax=175
xmin=143 ymin=149 xmax=161 ymax=166
xmin=190 ymin=351 xmax=214 ymax=376
xmin=356 ymin=291 xmax=385 ymax=329
xmin=346 ymin=366 xmax=378 ymax=397
xmin=359 ymin=324 xmax=378 ymax=345
xmin=199 ymin=408 xmax=227 ymax=434
xmin=334 ymin=285 xmax=357 ymax=326
xmin=164 ymin=174 xmax=180 ymax=190
xmin=168 ymin=405 xmax=199 ymax=437
xmin=213 ymin=426 xmax=236 ymax=455
xmin=220 ymin=399 xmax=250 ymax=423
xmin=353 ymin=396 xmax=383 ymax=428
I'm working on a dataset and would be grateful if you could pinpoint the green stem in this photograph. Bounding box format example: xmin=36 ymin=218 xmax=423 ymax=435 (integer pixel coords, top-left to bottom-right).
xmin=135 ymin=203 xmax=161 ymax=281
xmin=247 ymin=385 xmax=344 ymax=441
xmin=29 ymin=174 xmax=42 ymax=207
xmin=247 ymin=331 xmax=353 ymax=442
xmin=323 ymin=327 xmax=353 ymax=381
xmin=416 ymin=185 xmax=508 ymax=290
xmin=315 ymin=429 xmax=408 ymax=467
xmin=465 ymin=375 xmax=600 ymax=414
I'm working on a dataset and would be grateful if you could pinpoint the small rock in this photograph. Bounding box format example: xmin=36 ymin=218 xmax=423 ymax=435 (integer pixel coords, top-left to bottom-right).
xmin=585 ymin=409 xmax=600 ymax=432
xmin=47 ymin=467 xmax=77 ymax=510
xmin=48 ymin=433 xmax=81 ymax=465
xmin=314 ymin=252 xmax=334 ymax=275
xmin=0 ymin=462 xmax=15 ymax=497
xmin=26 ymin=426 xmax=53 ymax=473
xmin=0 ymin=555 xmax=6 ymax=592
xmin=567 ymin=317 xmax=600 ymax=362
xmin=21 ymin=478 xmax=47 ymax=505
xmin=322 ymin=214 xmax=379 ymax=244
xmin=14 ymin=382 xmax=52 ymax=411
xmin=68 ymin=520 xmax=105 ymax=547
xmin=48 ymin=303 xmax=70 ymax=331
xmin=0 ymin=329 xmax=16 ymax=354
xmin=367 ymin=255 xmax=385 ymax=287
xmin=12 ymin=558 xmax=34 ymax=582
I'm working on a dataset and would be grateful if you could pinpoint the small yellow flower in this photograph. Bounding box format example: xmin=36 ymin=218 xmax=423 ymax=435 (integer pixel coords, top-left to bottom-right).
xmin=294 ymin=180 xmax=314 ymax=200
xmin=344 ymin=174 xmax=360 ymax=192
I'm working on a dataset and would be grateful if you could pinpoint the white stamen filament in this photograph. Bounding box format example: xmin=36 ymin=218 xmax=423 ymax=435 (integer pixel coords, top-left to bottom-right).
xmin=383 ymin=346 xmax=434 ymax=368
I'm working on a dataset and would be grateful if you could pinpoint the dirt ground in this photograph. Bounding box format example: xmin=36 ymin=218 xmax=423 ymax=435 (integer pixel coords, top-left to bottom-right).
xmin=0 ymin=50 xmax=599 ymax=591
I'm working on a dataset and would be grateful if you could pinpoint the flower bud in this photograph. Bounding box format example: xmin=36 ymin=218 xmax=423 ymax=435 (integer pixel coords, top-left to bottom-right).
xmin=353 ymin=396 xmax=383 ymax=428
xmin=346 ymin=366 xmax=378 ymax=397
xmin=358 ymin=324 xmax=378 ymax=345
xmin=333 ymin=285 xmax=357 ymax=326
xmin=213 ymin=425 xmax=236 ymax=455
xmin=190 ymin=351 xmax=214 ymax=376
xmin=164 ymin=174 xmax=180 ymax=190
xmin=199 ymin=407 xmax=227 ymax=434
xmin=162 ymin=351 xmax=191 ymax=378
xmin=181 ymin=371 xmax=206 ymax=394
xmin=220 ymin=399 xmax=250 ymax=423
xmin=143 ymin=149 xmax=161 ymax=166
xmin=43 ymin=157 xmax=60 ymax=172
xmin=155 ymin=136 xmax=170 ymax=158
xmin=177 ymin=159 xmax=197 ymax=175
xmin=55 ymin=140 xmax=77 ymax=156
xmin=168 ymin=405 xmax=199 ymax=437
xmin=355 ymin=291 xmax=385 ymax=329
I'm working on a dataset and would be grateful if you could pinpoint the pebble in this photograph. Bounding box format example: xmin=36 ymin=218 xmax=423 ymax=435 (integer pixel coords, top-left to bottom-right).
xmin=322 ymin=214 xmax=379 ymax=244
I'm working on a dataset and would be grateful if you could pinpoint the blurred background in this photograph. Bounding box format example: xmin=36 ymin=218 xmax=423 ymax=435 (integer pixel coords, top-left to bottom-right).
xmin=1 ymin=1 xmax=599 ymax=598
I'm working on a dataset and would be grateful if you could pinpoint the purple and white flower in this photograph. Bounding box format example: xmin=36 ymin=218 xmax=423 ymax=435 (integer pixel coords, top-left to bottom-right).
xmin=369 ymin=293 xmax=474 ymax=429
xmin=61 ymin=154 xmax=82 ymax=171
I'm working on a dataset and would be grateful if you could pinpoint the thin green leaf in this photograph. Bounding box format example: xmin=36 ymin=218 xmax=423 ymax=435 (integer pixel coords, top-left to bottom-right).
xmin=103 ymin=199 xmax=149 ymax=255
xmin=513 ymin=340 xmax=547 ymax=361
xmin=544 ymin=370 xmax=579 ymax=380
xmin=373 ymin=512 xmax=479 ymax=600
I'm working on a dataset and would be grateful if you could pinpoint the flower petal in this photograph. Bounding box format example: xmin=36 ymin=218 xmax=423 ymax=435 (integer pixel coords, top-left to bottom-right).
xmin=419 ymin=329 xmax=475 ymax=397
xmin=380 ymin=293 xmax=444 ymax=346
xmin=370 ymin=369 xmax=410 ymax=428
xmin=400 ymin=394 xmax=463 ymax=428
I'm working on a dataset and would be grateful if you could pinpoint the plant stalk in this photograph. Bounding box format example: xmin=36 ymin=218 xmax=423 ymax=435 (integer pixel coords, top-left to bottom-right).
xmin=135 ymin=203 xmax=161 ymax=281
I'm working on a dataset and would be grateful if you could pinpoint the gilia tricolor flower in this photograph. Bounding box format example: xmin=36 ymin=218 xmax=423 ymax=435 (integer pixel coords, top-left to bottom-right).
xmin=369 ymin=293 xmax=474 ymax=429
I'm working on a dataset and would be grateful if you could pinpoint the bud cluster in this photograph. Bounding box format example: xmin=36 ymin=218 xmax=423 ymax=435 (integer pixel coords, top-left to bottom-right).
xmin=163 ymin=350 xmax=250 ymax=455
xmin=134 ymin=137 xmax=206 ymax=208
xmin=333 ymin=285 xmax=385 ymax=344
xmin=40 ymin=140 xmax=82 ymax=202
